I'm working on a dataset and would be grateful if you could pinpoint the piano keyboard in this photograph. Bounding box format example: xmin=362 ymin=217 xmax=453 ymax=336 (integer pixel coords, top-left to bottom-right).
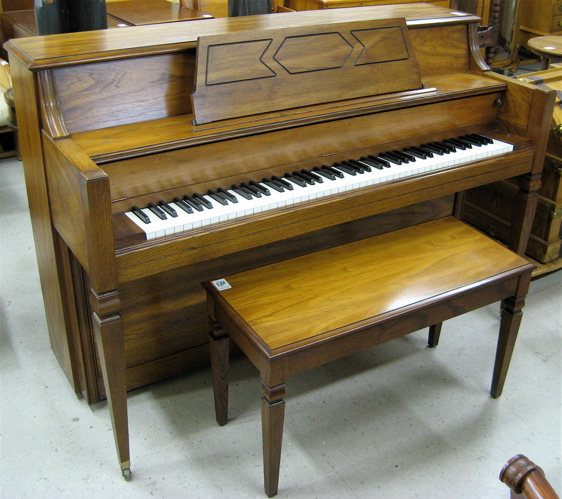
xmin=125 ymin=134 xmax=513 ymax=240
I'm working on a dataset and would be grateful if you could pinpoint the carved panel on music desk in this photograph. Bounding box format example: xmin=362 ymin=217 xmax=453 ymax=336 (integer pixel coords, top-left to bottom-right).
xmin=191 ymin=18 xmax=422 ymax=124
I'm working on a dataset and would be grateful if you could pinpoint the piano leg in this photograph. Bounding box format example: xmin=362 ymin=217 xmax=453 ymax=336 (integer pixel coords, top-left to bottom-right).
xmin=91 ymin=291 xmax=131 ymax=479
xmin=490 ymin=272 xmax=531 ymax=399
xmin=261 ymin=381 xmax=286 ymax=498
xmin=209 ymin=321 xmax=230 ymax=427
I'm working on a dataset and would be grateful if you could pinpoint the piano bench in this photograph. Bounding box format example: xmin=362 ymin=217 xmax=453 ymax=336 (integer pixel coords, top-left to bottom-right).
xmin=202 ymin=216 xmax=534 ymax=497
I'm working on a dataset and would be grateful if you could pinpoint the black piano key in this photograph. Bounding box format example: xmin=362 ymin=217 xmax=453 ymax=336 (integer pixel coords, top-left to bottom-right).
xmin=378 ymin=152 xmax=402 ymax=165
xmin=132 ymin=205 xmax=151 ymax=224
xmin=183 ymin=195 xmax=204 ymax=211
xmin=429 ymin=142 xmax=454 ymax=154
xmin=367 ymin=155 xmax=391 ymax=168
xmin=358 ymin=157 xmax=384 ymax=170
xmin=448 ymin=137 xmax=471 ymax=149
xmin=231 ymin=184 xmax=254 ymax=200
xmin=148 ymin=202 xmax=167 ymax=220
xmin=300 ymin=170 xmax=323 ymax=183
xmin=272 ymin=175 xmax=294 ymax=190
xmin=402 ymin=147 xmax=426 ymax=159
xmin=455 ymin=137 xmax=475 ymax=148
xmin=406 ymin=146 xmax=431 ymax=158
xmin=459 ymin=134 xmax=484 ymax=146
xmin=312 ymin=166 xmax=336 ymax=180
xmin=292 ymin=171 xmax=315 ymax=185
xmin=192 ymin=193 xmax=213 ymax=209
xmin=207 ymin=189 xmax=229 ymax=206
xmin=443 ymin=139 xmax=465 ymax=150
xmin=392 ymin=150 xmax=415 ymax=162
xmin=419 ymin=144 xmax=444 ymax=155
xmin=159 ymin=200 xmax=178 ymax=217
xmin=173 ymin=197 xmax=193 ymax=214
xmin=249 ymin=180 xmax=270 ymax=196
xmin=241 ymin=182 xmax=262 ymax=197
xmin=470 ymin=133 xmax=494 ymax=144
xmin=342 ymin=160 xmax=367 ymax=173
xmin=332 ymin=162 xmax=357 ymax=176
xmin=321 ymin=165 xmax=344 ymax=178
xmin=438 ymin=141 xmax=456 ymax=152
xmin=217 ymin=187 xmax=238 ymax=203
xmin=284 ymin=173 xmax=307 ymax=187
xmin=348 ymin=159 xmax=371 ymax=172
xmin=262 ymin=178 xmax=285 ymax=192
xmin=340 ymin=161 xmax=364 ymax=174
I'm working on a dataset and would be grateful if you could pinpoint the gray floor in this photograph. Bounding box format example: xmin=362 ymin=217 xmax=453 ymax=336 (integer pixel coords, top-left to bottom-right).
xmin=1 ymin=155 xmax=561 ymax=498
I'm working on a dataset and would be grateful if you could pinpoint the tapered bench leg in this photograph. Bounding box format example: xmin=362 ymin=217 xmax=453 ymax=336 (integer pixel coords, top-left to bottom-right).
xmin=209 ymin=321 xmax=230 ymax=426
xmin=428 ymin=323 xmax=442 ymax=347
xmin=491 ymin=273 xmax=532 ymax=398
xmin=491 ymin=297 xmax=525 ymax=398
xmin=261 ymin=381 xmax=286 ymax=498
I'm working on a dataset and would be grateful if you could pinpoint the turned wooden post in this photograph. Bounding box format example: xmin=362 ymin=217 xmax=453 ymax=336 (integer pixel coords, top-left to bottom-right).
xmin=500 ymin=454 xmax=560 ymax=499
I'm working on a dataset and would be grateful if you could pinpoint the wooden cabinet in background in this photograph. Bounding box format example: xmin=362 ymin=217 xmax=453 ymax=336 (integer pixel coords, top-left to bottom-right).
xmin=517 ymin=0 xmax=562 ymax=50
xmin=287 ymin=0 xmax=448 ymax=13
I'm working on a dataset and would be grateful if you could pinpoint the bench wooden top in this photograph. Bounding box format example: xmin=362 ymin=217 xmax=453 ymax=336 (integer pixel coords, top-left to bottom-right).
xmin=205 ymin=217 xmax=531 ymax=351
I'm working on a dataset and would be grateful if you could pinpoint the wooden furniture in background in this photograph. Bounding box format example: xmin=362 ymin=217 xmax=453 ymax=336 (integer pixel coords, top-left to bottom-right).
xmin=286 ymin=0 xmax=448 ymax=13
xmin=0 ymin=0 xmax=33 ymax=11
xmin=5 ymin=3 xmax=554 ymax=477
xmin=517 ymin=0 xmax=562 ymax=58
xmin=461 ymin=67 xmax=562 ymax=270
xmin=527 ymin=35 xmax=562 ymax=70
xmin=500 ymin=454 xmax=560 ymax=499
xmin=0 ymin=0 xmax=212 ymax=43
xmin=180 ymin=0 xmax=229 ymax=18
xmin=106 ymin=0 xmax=212 ymax=25
xmin=206 ymin=217 xmax=534 ymax=497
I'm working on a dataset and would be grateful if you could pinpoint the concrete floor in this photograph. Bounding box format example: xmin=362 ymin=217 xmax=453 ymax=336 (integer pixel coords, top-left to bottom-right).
xmin=1 ymin=155 xmax=560 ymax=498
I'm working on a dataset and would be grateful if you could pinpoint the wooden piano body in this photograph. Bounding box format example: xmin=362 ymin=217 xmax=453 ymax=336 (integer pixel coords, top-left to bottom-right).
xmin=5 ymin=3 xmax=554 ymax=476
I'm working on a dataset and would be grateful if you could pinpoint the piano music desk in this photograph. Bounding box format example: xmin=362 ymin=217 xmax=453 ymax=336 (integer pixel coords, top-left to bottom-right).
xmin=204 ymin=217 xmax=534 ymax=497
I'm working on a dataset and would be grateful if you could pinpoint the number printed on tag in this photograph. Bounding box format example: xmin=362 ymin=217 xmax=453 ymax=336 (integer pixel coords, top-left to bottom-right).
xmin=212 ymin=278 xmax=232 ymax=291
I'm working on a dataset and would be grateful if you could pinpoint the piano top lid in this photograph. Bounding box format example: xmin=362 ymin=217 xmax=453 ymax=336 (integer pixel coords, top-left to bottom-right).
xmin=6 ymin=4 xmax=480 ymax=70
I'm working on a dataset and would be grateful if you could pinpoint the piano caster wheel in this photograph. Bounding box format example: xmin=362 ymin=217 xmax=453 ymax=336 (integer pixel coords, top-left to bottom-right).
xmin=122 ymin=467 xmax=132 ymax=480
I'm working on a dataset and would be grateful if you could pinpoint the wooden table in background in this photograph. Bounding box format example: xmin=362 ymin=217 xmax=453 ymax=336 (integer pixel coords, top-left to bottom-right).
xmin=527 ymin=35 xmax=562 ymax=70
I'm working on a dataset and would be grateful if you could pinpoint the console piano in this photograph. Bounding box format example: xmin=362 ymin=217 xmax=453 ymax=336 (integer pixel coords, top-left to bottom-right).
xmin=5 ymin=3 xmax=554 ymax=477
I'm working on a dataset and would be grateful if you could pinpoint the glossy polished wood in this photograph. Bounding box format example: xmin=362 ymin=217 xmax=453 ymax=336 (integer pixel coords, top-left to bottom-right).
xmin=5 ymin=4 xmax=555 ymax=477
xmin=205 ymin=217 xmax=534 ymax=496
xmin=500 ymin=454 xmax=560 ymax=499
xmin=211 ymin=218 xmax=528 ymax=350
xmin=191 ymin=18 xmax=422 ymax=124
